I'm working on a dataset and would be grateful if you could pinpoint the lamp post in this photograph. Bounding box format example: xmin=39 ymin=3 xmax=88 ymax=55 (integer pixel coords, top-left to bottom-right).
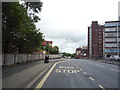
xmin=117 ymin=22 xmax=119 ymax=57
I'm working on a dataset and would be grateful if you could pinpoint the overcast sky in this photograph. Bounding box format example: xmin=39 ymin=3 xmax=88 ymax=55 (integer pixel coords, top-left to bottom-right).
xmin=36 ymin=0 xmax=119 ymax=54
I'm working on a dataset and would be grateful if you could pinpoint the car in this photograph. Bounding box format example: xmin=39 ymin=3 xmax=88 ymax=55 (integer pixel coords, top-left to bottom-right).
xmin=110 ymin=55 xmax=120 ymax=61
xmin=68 ymin=56 xmax=71 ymax=59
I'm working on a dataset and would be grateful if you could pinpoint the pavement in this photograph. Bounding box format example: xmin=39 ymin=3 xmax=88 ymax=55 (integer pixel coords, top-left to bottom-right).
xmin=35 ymin=59 xmax=119 ymax=89
xmin=2 ymin=58 xmax=120 ymax=89
xmin=2 ymin=59 xmax=64 ymax=88
xmin=95 ymin=59 xmax=120 ymax=66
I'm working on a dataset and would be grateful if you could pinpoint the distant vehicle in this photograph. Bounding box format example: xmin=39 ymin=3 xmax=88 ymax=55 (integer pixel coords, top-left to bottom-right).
xmin=110 ymin=55 xmax=120 ymax=61
xmin=68 ymin=56 xmax=71 ymax=59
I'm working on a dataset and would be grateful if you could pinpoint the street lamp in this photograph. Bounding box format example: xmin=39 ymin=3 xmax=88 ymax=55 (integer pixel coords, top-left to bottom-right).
xmin=117 ymin=22 xmax=119 ymax=57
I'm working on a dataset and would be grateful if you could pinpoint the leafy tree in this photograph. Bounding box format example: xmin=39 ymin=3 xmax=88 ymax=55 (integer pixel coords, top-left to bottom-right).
xmin=41 ymin=45 xmax=59 ymax=54
xmin=50 ymin=46 xmax=59 ymax=54
xmin=2 ymin=2 xmax=44 ymax=54
xmin=20 ymin=0 xmax=43 ymax=22
xmin=2 ymin=2 xmax=23 ymax=53
xmin=61 ymin=52 xmax=76 ymax=58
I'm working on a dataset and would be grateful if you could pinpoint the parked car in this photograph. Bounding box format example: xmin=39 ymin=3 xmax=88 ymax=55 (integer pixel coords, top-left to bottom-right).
xmin=110 ymin=55 xmax=120 ymax=61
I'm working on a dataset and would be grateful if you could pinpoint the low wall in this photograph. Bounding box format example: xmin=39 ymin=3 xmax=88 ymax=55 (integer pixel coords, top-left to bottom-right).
xmin=2 ymin=54 xmax=61 ymax=66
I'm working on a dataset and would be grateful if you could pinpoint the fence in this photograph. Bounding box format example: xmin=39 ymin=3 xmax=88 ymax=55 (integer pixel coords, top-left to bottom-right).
xmin=1 ymin=54 xmax=61 ymax=66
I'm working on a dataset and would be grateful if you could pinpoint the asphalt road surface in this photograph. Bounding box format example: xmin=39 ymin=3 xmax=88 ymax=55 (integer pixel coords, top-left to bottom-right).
xmin=35 ymin=59 xmax=119 ymax=89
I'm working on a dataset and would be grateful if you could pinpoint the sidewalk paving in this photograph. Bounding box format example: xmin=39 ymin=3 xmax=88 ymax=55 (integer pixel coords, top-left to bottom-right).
xmin=2 ymin=59 xmax=63 ymax=88
xmin=93 ymin=59 xmax=120 ymax=66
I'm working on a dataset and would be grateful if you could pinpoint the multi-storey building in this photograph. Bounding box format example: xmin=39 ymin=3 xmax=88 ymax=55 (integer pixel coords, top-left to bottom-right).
xmin=104 ymin=21 xmax=120 ymax=58
xmin=88 ymin=21 xmax=104 ymax=59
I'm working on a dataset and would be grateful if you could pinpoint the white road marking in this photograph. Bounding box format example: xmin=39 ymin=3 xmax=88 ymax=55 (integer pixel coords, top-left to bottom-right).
xmin=76 ymin=65 xmax=79 ymax=68
xmin=98 ymin=85 xmax=106 ymax=90
xmin=89 ymin=77 xmax=94 ymax=81
xmin=110 ymin=68 xmax=119 ymax=72
xmin=68 ymin=70 xmax=74 ymax=74
xmin=63 ymin=69 xmax=66 ymax=73
xmin=84 ymin=72 xmax=87 ymax=75
xmin=80 ymin=69 xmax=83 ymax=71
xmin=96 ymin=64 xmax=104 ymax=67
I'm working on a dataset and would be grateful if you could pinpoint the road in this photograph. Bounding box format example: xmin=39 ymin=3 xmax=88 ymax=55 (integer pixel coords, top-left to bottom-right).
xmin=35 ymin=59 xmax=119 ymax=89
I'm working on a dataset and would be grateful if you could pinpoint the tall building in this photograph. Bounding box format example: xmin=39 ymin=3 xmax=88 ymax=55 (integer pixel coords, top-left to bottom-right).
xmin=104 ymin=21 xmax=120 ymax=58
xmin=88 ymin=21 xmax=104 ymax=59
xmin=118 ymin=1 xmax=120 ymax=21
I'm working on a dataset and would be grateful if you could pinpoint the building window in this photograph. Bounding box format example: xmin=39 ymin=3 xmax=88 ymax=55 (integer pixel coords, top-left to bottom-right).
xmin=105 ymin=33 xmax=117 ymax=37
xmin=105 ymin=38 xmax=117 ymax=42
xmin=105 ymin=48 xmax=118 ymax=53
xmin=105 ymin=43 xmax=117 ymax=47
xmin=105 ymin=28 xmax=117 ymax=32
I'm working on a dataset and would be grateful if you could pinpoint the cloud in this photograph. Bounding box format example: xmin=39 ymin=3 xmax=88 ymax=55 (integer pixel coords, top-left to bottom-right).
xmin=36 ymin=0 xmax=119 ymax=53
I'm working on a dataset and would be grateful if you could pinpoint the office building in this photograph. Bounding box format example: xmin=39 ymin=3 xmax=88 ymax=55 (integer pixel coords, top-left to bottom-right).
xmin=104 ymin=21 xmax=120 ymax=58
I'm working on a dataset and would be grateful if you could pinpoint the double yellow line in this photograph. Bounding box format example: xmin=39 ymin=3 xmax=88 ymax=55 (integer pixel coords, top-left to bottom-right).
xmin=35 ymin=61 xmax=63 ymax=88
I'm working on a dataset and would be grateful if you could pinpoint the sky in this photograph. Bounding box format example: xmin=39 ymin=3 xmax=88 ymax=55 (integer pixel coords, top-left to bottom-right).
xmin=36 ymin=0 xmax=120 ymax=54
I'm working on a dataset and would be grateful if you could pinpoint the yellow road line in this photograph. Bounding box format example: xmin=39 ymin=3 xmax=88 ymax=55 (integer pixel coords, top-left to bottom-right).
xmin=89 ymin=77 xmax=94 ymax=81
xmin=36 ymin=61 xmax=63 ymax=88
xmin=98 ymin=85 xmax=106 ymax=90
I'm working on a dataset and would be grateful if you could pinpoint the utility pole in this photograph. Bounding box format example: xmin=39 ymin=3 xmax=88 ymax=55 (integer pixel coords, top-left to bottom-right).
xmin=60 ymin=40 xmax=62 ymax=57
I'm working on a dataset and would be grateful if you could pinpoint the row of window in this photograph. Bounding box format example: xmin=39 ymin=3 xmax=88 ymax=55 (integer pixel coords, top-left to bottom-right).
xmin=105 ymin=38 xmax=120 ymax=42
xmin=105 ymin=22 xmax=120 ymax=27
xmin=105 ymin=33 xmax=120 ymax=37
xmin=105 ymin=43 xmax=118 ymax=47
xmin=105 ymin=28 xmax=117 ymax=32
xmin=105 ymin=49 xmax=120 ymax=53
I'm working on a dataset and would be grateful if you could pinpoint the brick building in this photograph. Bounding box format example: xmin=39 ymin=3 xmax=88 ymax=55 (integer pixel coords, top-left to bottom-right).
xmin=42 ymin=41 xmax=53 ymax=47
xmin=34 ymin=41 xmax=53 ymax=54
xmin=76 ymin=46 xmax=88 ymax=59
xmin=88 ymin=21 xmax=104 ymax=59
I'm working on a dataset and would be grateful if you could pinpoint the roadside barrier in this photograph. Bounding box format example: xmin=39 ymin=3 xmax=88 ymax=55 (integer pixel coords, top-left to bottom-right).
xmin=1 ymin=54 xmax=61 ymax=66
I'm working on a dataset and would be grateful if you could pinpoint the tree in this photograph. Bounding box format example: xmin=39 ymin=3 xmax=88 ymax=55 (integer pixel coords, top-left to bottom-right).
xmin=61 ymin=52 xmax=76 ymax=58
xmin=41 ymin=45 xmax=59 ymax=54
xmin=50 ymin=46 xmax=59 ymax=54
xmin=20 ymin=0 xmax=43 ymax=22
xmin=2 ymin=2 xmax=44 ymax=54
xmin=2 ymin=2 xmax=24 ymax=53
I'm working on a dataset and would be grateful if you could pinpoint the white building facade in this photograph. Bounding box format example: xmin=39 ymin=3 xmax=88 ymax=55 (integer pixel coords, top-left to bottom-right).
xmin=104 ymin=21 xmax=120 ymax=58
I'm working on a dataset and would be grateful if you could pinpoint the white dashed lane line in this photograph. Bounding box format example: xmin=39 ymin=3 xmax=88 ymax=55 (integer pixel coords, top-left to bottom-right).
xmin=98 ymin=85 xmax=106 ymax=90
xmin=76 ymin=65 xmax=79 ymax=68
xmin=88 ymin=77 xmax=94 ymax=81
xmin=110 ymin=68 xmax=120 ymax=72
xmin=96 ymin=64 xmax=104 ymax=67
xmin=83 ymin=72 xmax=87 ymax=75
xmin=80 ymin=68 xmax=83 ymax=71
